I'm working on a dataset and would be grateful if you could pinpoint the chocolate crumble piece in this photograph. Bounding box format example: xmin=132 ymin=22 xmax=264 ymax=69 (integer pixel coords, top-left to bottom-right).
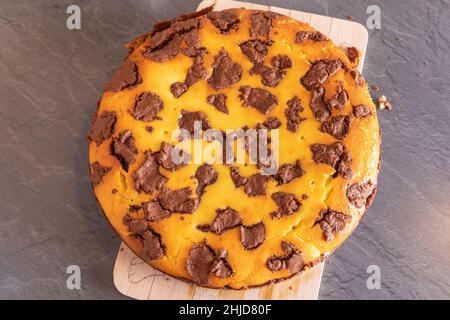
xmin=90 ymin=161 xmax=111 ymax=186
xmin=346 ymin=181 xmax=376 ymax=208
xmin=156 ymin=142 xmax=187 ymax=171
xmin=239 ymin=86 xmax=278 ymax=114
xmin=129 ymin=92 xmax=164 ymax=122
xmin=142 ymin=200 xmax=171 ymax=222
xmin=89 ymin=111 xmax=117 ymax=146
xmin=198 ymin=207 xmax=242 ymax=234
xmin=140 ymin=229 xmax=165 ymax=260
xmin=267 ymin=242 xmax=305 ymax=273
xmin=207 ymin=10 xmax=240 ymax=33
xmin=349 ymin=69 xmax=366 ymax=87
xmin=170 ymin=82 xmax=188 ymax=98
xmin=315 ymin=209 xmax=351 ymax=242
xmin=211 ymin=249 xmax=233 ymax=278
xmin=178 ymin=110 xmax=211 ymax=135
xmin=145 ymin=34 xmax=183 ymax=62
xmin=270 ymin=192 xmax=301 ymax=219
xmin=158 ymin=187 xmax=199 ymax=214
xmin=328 ymin=83 xmax=348 ymax=110
xmin=229 ymin=166 xmax=247 ymax=187
xmin=347 ymin=46 xmax=360 ymax=65
xmin=132 ymin=150 xmax=168 ymax=194
xmin=129 ymin=218 xmax=148 ymax=234
xmin=274 ymin=160 xmax=304 ymax=185
xmin=258 ymin=66 xmax=285 ymax=87
xmin=171 ymin=56 xmax=208 ymax=98
xmin=260 ymin=116 xmax=281 ymax=130
xmin=111 ymin=130 xmax=138 ymax=171
xmin=195 ymin=164 xmax=218 ymax=196
xmin=207 ymin=93 xmax=228 ymax=114
xmin=244 ymin=173 xmax=270 ymax=196
xmin=208 ymin=48 xmax=243 ymax=90
xmin=271 ymin=55 xmax=292 ymax=70
xmin=285 ymin=96 xmax=305 ymax=133
xmin=250 ymin=11 xmax=277 ymax=38
xmin=320 ymin=115 xmax=352 ymax=140
xmin=295 ymin=31 xmax=327 ymax=43
xmin=240 ymin=222 xmax=266 ymax=250
xmin=310 ymin=87 xmax=331 ymax=122
xmin=145 ymin=126 xmax=154 ymax=133
xmin=353 ymin=104 xmax=372 ymax=118
xmin=301 ymin=59 xmax=342 ymax=91
xmin=310 ymin=142 xmax=353 ymax=178
xmin=239 ymin=39 xmax=272 ymax=63
xmin=105 ymin=60 xmax=142 ymax=92
xmin=186 ymin=243 xmax=216 ymax=285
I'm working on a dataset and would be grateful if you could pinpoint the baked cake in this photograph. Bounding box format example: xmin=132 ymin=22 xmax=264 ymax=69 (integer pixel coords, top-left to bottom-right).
xmin=88 ymin=7 xmax=380 ymax=289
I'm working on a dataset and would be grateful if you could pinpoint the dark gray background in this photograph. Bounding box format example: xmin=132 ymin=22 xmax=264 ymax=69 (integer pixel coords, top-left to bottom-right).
xmin=0 ymin=0 xmax=449 ymax=300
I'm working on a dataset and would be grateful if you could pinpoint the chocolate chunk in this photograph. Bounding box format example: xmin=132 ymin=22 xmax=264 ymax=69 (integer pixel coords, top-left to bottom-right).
xmin=129 ymin=218 xmax=148 ymax=234
xmin=285 ymin=96 xmax=305 ymax=132
xmin=244 ymin=174 xmax=270 ymax=196
xmin=346 ymin=181 xmax=376 ymax=208
xmin=186 ymin=243 xmax=216 ymax=285
xmin=310 ymin=142 xmax=352 ymax=178
xmin=158 ymin=187 xmax=199 ymax=214
xmin=207 ymin=94 xmax=228 ymax=114
xmin=132 ymin=150 xmax=168 ymax=194
xmin=328 ymin=83 xmax=348 ymax=110
xmin=207 ymin=10 xmax=240 ymax=33
xmin=111 ymin=130 xmax=138 ymax=171
xmin=90 ymin=161 xmax=111 ymax=186
xmin=240 ymin=222 xmax=265 ymax=250
xmin=142 ymin=200 xmax=171 ymax=222
xmin=270 ymin=192 xmax=300 ymax=219
xmin=89 ymin=111 xmax=117 ymax=146
xmin=310 ymin=87 xmax=331 ymax=122
xmin=170 ymin=82 xmax=188 ymax=98
xmin=349 ymin=69 xmax=366 ymax=87
xmin=208 ymin=48 xmax=243 ymax=90
xmin=267 ymin=242 xmax=305 ymax=273
xmin=271 ymin=55 xmax=292 ymax=70
xmin=195 ymin=164 xmax=218 ymax=196
xmin=183 ymin=29 xmax=201 ymax=48
xmin=140 ymin=229 xmax=165 ymax=260
xmin=250 ymin=11 xmax=276 ymax=37
xmin=229 ymin=166 xmax=247 ymax=187
xmin=105 ymin=60 xmax=142 ymax=92
xmin=295 ymin=31 xmax=327 ymax=43
xmin=198 ymin=207 xmax=242 ymax=234
xmin=239 ymin=39 xmax=272 ymax=63
xmin=347 ymin=47 xmax=360 ymax=64
xmin=315 ymin=209 xmax=351 ymax=242
xmin=261 ymin=116 xmax=281 ymax=129
xmin=274 ymin=160 xmax=304 ymax=185
xmin=129 ymin=92 xmax=163 ymax=122
xmin=301 ymin=60 xmax=342 ymax=91
xmin=145 ymin=126 xmax=154 ymax=133
xmin=239 ymin=86 xmax=278 ymax=114
xmin=211 ymin=249 xmax=233 ymax=278
xmin=259 ymin=67 xmax=285 ymax=87
xmin=184 ymin=56 xmax=208 ymax=87
xmin=178 ymin=110 xmax=211 ymax=135
xmin=145 ymin=35 xmax=183 ymax=62
xmin=249 ymin=62 xmax=271 ymax=75
xmin=156 ymin=142 xmax=187 ymax=171
xmin=320 ymin=115 xmax=352 ymax=140
xmin=353 ymin=104 xmax=372 ymax=118
xmin=181 ymin=46 xmax=207 ymax=57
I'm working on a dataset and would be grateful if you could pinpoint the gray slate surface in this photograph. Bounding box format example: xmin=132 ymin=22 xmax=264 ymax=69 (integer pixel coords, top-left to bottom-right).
xmin=0 ymin=0 xmax=449 ymax=300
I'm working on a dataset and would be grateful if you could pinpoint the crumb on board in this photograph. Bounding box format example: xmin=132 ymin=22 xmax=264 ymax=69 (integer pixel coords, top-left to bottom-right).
xmin=347 ymin=15 xmax=354 ymax=21
xmin=372 ymin=85 xmax=380 ymax=92
xmin=378 ymin=95 xmax=393 ymax=110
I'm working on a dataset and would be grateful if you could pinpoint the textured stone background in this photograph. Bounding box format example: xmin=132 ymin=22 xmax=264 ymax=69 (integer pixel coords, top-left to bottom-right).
xmin=0 ymin=0 xmax=449 ymax=299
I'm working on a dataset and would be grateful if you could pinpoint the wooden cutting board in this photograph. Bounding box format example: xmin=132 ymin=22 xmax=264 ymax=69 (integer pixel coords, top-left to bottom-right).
xmin=112 ymin=0 xmax=368 ymax=300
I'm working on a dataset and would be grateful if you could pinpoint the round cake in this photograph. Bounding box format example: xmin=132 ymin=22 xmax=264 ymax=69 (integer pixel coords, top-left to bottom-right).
xmin=89 ymin=7 xmax=380 ymax=289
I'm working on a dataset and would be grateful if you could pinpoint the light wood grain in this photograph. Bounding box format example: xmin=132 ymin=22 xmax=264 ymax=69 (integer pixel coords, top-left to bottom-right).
xmin=113 ymin=0 xmax=369 ymax=300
